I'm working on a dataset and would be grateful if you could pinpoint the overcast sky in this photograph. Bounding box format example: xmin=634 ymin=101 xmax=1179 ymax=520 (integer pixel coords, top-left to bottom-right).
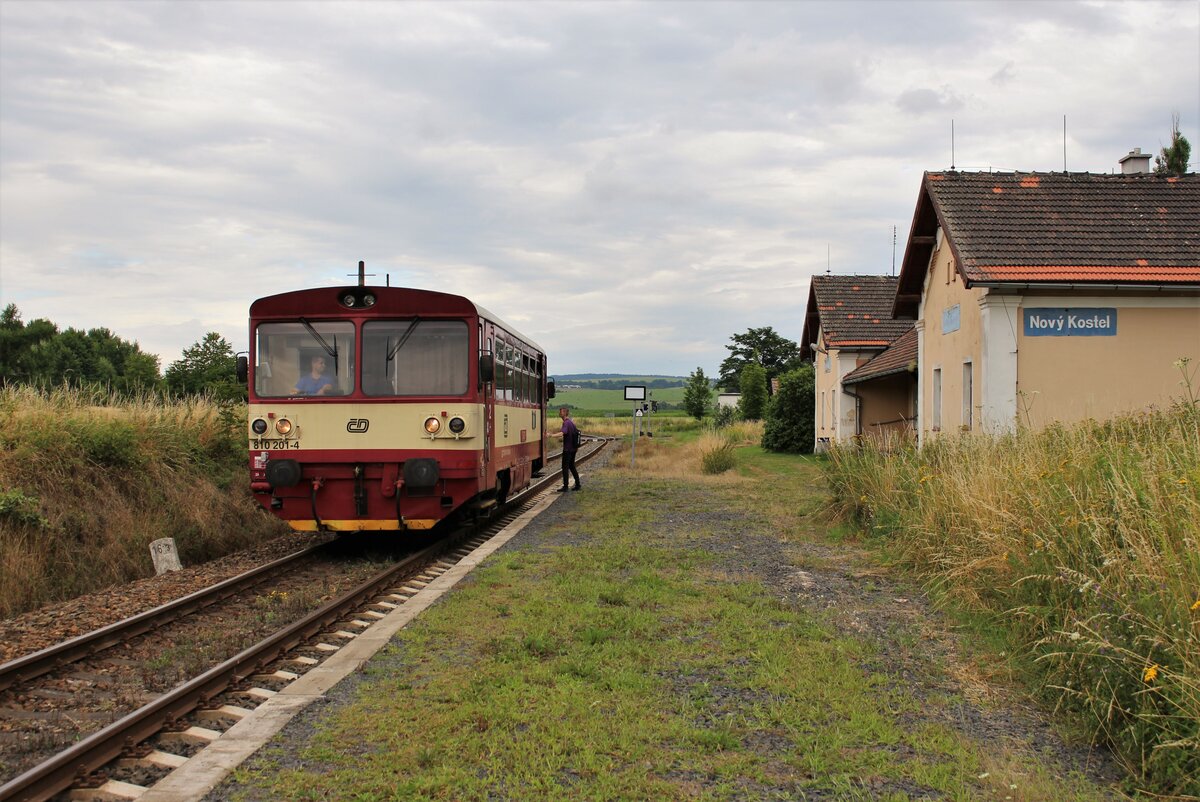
xmin=1 ymin=1 xmax=1197 ymax=377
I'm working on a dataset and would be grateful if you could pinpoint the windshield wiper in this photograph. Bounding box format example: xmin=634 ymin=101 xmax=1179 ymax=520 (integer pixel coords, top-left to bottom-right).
xmin=387 ymin=317 xmax=422 ymax=361
xmin=299 ymin=317 xmax=339 ymax=375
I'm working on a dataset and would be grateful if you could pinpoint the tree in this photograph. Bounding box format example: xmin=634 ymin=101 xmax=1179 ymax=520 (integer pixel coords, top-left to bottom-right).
xmin=738 ymin=362 xmax=768 ymax=420
xmin=762 ymin=365 xmax=816 ymax=454
xmin=164 ymin=332 xmax=242 ymax=400
xmin=682 ymin=367 xmax=713 ymax=420
xmin=0 ymin=305 xmax=57 ymax=386
xmin=717 ymin=327 xmax=803 ymax=392
xmin=1155 ymin=113 xmax=1192 ymax=176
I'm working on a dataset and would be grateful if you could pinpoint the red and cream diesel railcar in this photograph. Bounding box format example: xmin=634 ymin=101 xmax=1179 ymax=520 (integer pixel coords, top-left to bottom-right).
xmin=243 ymin=281 xmax=553 ymax=532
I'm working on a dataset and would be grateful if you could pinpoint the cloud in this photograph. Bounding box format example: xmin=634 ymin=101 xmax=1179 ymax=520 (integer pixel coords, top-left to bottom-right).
xmin=896 ymin=87 xmax=967 ymax=116
xmin=1 ymin=0 xmax=1197 ymax=377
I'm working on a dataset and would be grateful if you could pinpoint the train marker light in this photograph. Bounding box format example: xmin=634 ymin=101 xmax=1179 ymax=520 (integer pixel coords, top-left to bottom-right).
xmin=252 ymin=418 xmax=268 ymax=434
xmin=424 ymin=417 xmax=441 ymax=435
xmin=449 ymin=416 xmax=466 ymax=434
xmin=275 ymin=418 xmax=294 ymax=435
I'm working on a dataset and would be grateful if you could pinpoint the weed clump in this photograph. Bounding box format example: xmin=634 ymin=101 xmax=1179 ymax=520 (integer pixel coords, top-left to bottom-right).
xmin=699 ymin=435 xmax=736 ymax=474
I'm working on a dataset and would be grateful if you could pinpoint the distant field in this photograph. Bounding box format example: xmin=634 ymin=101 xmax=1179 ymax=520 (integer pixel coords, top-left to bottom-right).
xmin=552 ymin=385 xmax=686 ymax=413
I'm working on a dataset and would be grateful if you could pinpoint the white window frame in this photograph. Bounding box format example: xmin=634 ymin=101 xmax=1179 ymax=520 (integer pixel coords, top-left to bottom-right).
xmin=931 ymin=367 xmax=942 ymax=431
xmin=962 ymin=360 xmax=973 ymax=430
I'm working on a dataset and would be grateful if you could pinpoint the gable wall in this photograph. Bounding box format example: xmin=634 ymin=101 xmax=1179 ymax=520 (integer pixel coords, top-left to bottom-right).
xmin=918 ymin=237 xmax=985 ymax=437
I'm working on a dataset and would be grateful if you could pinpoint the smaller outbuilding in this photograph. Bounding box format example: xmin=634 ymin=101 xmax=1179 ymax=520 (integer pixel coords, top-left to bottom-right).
xmin=716 ymin=392 xmax=741 ymax=409
xmin=800 ymin=275 xmax=915 ymax=449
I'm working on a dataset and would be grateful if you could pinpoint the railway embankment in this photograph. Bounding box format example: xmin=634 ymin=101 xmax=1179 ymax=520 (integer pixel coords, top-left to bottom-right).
xmin=212 ymin=432 xmax=1129 ymax=802
xmin=0 ymin=386 xmax=288 ymax=618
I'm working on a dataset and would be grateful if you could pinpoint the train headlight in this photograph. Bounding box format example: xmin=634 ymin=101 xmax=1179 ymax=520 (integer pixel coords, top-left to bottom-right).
xmin=341 ymin=293 xmax=357 ymax=308
xmin=363 ymin=293 xmax=376 ymax=307
xmin=251 ymin=418 xmax=268 ymax=435
xmin=424 ymin=417 xmax=441 ymax=435
xmin=448 ymin=416 xmax=465 ymax=434
xmin=275 ymin=418 xmax=294 ymax=435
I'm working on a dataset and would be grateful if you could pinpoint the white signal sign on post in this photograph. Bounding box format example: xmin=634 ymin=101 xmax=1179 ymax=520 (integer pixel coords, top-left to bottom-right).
xmin=625 ymin=386 xmax=646 ymax=466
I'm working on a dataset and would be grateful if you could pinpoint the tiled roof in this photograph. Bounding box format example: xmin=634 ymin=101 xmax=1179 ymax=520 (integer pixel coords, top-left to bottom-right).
xmin=808 ymin=275 xmax=914 ymax=350
xmin=843 ymin=327 xmax=918 ymax=385
xmin=926 ymin=171 xmax=1200 ymax=283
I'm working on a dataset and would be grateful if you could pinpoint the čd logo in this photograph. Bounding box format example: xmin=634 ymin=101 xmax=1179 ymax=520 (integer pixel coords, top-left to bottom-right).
xmin=346 ymin=419 xmax=370 ymax=433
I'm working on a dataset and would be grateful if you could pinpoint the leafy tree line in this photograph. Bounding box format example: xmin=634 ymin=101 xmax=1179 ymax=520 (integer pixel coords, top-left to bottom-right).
xmin=561 ymin=376 xmax=686 ymax=388
xmin=1 ymin=304 xmax=243 ymax=400
xmin=682 ymin=325 xmax=816 ymax=454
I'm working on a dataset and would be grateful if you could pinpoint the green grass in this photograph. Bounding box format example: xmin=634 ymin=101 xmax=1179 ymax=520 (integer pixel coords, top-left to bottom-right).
xmin=227 ymin=452 xmax=1118 ymax=802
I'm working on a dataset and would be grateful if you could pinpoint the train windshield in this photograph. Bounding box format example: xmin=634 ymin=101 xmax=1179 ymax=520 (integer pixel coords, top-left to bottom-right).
xmin=254 ymin=321 xmax=356 ymax=397
xmin=363 ymin=320 xmax=468 ymax=396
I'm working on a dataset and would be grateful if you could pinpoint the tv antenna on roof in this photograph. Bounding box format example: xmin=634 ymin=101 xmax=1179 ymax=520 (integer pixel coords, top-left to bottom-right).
xmin=892 ymin=225 xmax=897 ymax=276
xmin=826 ymin=244 xmax=831 ymax=274
xmin=951 ymin=119 xmax=955 ymax=170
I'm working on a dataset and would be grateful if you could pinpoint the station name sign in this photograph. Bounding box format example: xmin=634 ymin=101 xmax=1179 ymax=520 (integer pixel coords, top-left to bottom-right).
xmin=1024 ymin=308 xmax=1117 ymax=337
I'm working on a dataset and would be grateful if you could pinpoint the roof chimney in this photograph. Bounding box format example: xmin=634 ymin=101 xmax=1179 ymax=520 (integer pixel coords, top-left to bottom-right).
xmin=1118 ymin=147 xmax=1152 ymax=174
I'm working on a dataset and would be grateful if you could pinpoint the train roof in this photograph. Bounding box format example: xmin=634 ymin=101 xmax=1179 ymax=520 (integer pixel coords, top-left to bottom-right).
xmin=249 ymin=285 xmax=544 ymax=353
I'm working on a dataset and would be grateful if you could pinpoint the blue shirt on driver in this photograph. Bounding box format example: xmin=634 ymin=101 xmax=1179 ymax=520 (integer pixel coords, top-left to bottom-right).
xmin=295 ymin=374 xmax=334 ymax=395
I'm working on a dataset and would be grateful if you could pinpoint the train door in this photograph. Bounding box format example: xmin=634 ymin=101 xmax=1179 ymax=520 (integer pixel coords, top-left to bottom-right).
xmin=480 ymin=322 xmax=493 ymax=490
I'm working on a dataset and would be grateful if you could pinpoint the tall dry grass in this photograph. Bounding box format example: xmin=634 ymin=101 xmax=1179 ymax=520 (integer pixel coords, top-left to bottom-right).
xmin=0 ymin=385 xmax=286 ymax=617
xmin=599 ymin=419 xmax=764 ymax=478
xmin=824 ymin=398 xmax=1200 ymax=796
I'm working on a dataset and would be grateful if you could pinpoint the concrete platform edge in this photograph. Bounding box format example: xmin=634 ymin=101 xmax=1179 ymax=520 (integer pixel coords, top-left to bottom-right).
xmin=138 ymin=492 xmax=560 ymax=802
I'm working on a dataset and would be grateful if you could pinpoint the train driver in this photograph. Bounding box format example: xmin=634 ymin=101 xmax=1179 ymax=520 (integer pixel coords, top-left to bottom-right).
xmin=293 ymin=355 xmax=335 ymax=396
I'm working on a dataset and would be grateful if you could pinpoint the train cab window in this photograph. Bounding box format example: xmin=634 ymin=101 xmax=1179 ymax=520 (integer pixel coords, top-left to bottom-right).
xmin=254 ymin=321 xmax=355 ymax=397
xmin=363 ymin=320 xmax=468 ymax=396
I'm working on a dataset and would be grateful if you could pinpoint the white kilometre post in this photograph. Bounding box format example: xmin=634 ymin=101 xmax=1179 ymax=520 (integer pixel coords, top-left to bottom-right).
xmin=150 ymin=538 xmax=182 ymax=574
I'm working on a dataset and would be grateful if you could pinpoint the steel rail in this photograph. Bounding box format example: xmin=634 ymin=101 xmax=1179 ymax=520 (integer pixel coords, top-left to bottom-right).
xmin=0 ymin=541 xmax=331 ymax=694
xmin=0 ymin=438 xmax=608 ymax=802
xmin=0 ymin=534 xmax=452 ymax=802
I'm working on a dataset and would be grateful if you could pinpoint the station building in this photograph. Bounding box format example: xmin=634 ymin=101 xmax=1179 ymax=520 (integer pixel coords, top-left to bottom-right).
xmin=897 ymin=162 xmax=1199 ymax=441
xmin=801 ymin=154 xmax=1200 ymax=449
xmin=800 ymin=275 xmax=915 ymax=448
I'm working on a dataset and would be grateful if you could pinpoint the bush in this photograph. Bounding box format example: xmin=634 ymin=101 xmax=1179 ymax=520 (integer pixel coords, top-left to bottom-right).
xmin=712 ymin=404 xmax=738 ymax=428
xmin=762 ymin=366 xmax=815 ymax=453
xmin=0 ymin=490 xmax=48 ymax=529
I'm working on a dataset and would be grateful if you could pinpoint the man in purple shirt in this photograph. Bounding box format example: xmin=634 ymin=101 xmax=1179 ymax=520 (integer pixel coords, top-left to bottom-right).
xmin=551 ymin=406 xmax=581 ymax=492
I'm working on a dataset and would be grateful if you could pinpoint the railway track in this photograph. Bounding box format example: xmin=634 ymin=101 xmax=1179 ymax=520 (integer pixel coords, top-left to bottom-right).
xmin=0 ymin=439 xmax=606 ymax=802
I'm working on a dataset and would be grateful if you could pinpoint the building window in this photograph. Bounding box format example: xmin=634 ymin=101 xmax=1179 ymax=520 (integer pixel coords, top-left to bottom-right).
xmin=820 ymin=391 xmax=825 ymax=429
xmin=962 ymin=361 xmax=973 ymax=430
xmin=932 ymin=368 xmax=942 ymax=431
xmin=824 ymin=354 xmax=831 ymax=373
